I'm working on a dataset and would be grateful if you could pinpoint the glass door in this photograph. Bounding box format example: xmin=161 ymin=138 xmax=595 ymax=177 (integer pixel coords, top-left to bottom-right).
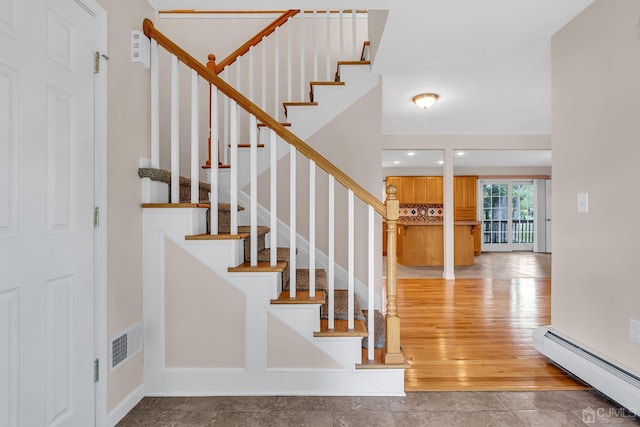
xmin=481 ymin=180 xmax=534 ymax=251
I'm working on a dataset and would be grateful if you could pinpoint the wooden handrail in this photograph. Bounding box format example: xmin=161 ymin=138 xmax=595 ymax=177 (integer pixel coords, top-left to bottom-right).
xmin=143 ymin=19 xmax=385 ymax=217
xmin=214 ymin=10 xmax=299 ymax=74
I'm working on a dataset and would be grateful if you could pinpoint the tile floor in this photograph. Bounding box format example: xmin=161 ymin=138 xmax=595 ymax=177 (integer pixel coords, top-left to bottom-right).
xmin=384 ymin=251 xmax=551 ymax=279
xmin=118 ymin=391 xmax=639 ymax=426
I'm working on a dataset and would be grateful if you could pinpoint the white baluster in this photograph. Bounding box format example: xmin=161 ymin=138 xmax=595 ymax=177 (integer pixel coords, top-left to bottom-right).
xmin=236 ymin=55 xmax=241 ymax=98
xmin=287 ymin=18 xmax=292 ymax=102
xmin=367 ymin=205 xmax=374 ymax=360
xmin=352 ymin=10 xmax=357 ymax=60
xmin=348 ymin=189 xmax=354 ymax=330
xmin=222 ymin=68 xmax=229 ymax=165
xmin=190 ymin=70 xmax=199 ymax=204
xmin=289 ymin=145 xmax=297 ymax=298
xmin=274 ymin=26 xmax=280 ymax=120
xmin=261 ymin=37 xmax=266 ymax=111
xmin=328 ymin=175 xmax=335 ymax=329
xmin=210 ymin=85 xmax=219 ymax=235
xmin=170 ymin=54 xmax=179 ymax=204
xmin=269 ymin=129 xmax=277 ymax=267
xmin=300 ymin=11 xmax=305 ymax=101
xmin=309 ymin=159 xmax=316 ymax=298
xmin=249 ymin=47 xmax=254 ymax=103
xmin=150 ymin=39 xmax=159 ymax=169
xmin=312 ymin=10 xmax=318 ymax=81
xmin=230 ymin=101 xmax=238 ymax=235
xmin=325 ymin=10 xmax=331 ymax=81
xmin=339 ymin=10 xmax=344 ymax=61
xmin=250 ymin=115 xmax=257 ymax=266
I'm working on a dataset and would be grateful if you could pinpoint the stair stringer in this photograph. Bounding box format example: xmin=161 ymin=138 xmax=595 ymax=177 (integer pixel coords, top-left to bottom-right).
xmin=235 ymin=188 xmax=383 ymax=312
xmin=142 ymin=207 xmax=404 ymax=396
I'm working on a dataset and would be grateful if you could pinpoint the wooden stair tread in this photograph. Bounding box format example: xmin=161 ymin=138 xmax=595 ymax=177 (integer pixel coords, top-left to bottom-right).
xmin=230 ymin=143 xmax=265 ymax=148
xmin=185 ymin=233 xmax=249 ymax=240
xmin=201 ymin=164 xmax=231 ymax=169
xmin=315 ymin=319 xmax=368 ymax=337
xmin=257 ymin=122 xmax=291 ymax=127
xmin=271 ymin=290 xmax=326 ymax=304
xmin=356 ymin=349 xmax=410 ymax=370
xmin=337 ymin=60 xmax=370 ymax=66
xmin=142 ymin=203 xmax=208 ymax=209
xmin=228 ymin=261 xmax=287 ymax=273
xmin=282 ymin=101 xmax=319 ymax=107
xmin=310 ymin=81 xmax=345 ymax=86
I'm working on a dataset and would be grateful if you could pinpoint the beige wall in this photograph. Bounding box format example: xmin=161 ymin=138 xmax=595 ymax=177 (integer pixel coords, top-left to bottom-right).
xmin=551 ymin=0 xmax=640 ymax=371
xmin=99 ymin=0 xmax=153 ymax=412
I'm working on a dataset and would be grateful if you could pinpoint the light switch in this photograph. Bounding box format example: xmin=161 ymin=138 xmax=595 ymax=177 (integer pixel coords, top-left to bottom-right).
xmin=577 ymin=193 xmax=588 ymax=213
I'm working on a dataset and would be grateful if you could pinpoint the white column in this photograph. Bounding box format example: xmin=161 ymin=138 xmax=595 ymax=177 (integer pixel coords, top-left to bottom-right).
xmin=443 ymin=148 xmax=455 ymax=280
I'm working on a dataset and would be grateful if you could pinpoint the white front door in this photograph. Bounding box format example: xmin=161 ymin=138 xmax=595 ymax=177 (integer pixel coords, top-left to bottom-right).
xmin=0 ymin=0 xmax=97 ymax=425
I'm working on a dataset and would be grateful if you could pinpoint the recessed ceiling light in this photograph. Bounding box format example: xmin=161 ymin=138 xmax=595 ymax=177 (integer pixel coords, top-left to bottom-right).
xmin=436 ymin=160 xmax=444 ymax=165
xmin=407 ymin=152 xmax=415 ymax=156
xmin=393 ymin=161 xmax=400 ymax=164
xmin=456 ymin=151 xmax=465 ymax=156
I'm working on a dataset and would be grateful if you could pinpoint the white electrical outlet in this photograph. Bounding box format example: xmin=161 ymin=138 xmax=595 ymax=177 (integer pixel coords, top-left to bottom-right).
xmin=630 ymin=319 xmax=640 ymax=345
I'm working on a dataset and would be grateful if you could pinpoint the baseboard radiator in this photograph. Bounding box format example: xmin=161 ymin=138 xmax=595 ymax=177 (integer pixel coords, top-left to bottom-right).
xmin=533 ymin=326 xmax=640 ymax=417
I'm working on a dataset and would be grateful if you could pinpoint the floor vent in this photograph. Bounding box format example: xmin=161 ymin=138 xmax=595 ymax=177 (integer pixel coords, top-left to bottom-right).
xmin=110 ymin=322 xmax=142 ymax=371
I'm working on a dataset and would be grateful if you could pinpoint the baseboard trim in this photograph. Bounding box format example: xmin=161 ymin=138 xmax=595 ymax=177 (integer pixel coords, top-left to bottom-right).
xmin=106 ymin=383 xmax=144 ymax=427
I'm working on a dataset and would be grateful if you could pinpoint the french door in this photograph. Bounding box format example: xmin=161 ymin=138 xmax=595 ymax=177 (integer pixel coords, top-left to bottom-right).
xmin=481 ymin=180 xmax=535 ymax=252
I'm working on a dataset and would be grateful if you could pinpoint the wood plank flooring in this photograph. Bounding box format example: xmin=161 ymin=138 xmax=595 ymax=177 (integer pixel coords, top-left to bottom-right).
xmin=397 ymin=277 xmax=588 ymax=391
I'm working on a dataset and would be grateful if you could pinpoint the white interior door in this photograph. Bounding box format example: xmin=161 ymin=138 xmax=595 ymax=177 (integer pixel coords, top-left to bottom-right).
xmin=0 ymin=0 xmax=97 ymax=425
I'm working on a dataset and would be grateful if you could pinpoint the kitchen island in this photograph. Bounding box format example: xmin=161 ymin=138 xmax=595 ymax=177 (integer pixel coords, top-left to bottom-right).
xmin=395 ymin=221 xmax=481 ymax=266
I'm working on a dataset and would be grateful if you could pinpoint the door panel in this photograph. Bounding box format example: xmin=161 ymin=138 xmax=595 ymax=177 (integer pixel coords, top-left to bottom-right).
xmin=481 ymin=181 xmax=534 ymax=252
xmin=0 ymin=0 xmax=96 ymax=425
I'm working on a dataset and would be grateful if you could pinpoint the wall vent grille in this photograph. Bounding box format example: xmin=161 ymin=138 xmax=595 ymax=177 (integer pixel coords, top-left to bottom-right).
xmin=110 ymin=322 xmax=142 ymax=371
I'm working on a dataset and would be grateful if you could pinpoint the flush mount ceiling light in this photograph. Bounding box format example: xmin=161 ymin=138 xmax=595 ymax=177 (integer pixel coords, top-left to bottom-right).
xmin=413 ymin=93 xmax=439 ymax=109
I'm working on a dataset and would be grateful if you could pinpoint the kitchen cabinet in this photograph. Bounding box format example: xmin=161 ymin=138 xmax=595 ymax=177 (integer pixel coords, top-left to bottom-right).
xmin=426 ymin=176 xmax=443 ymax=204
xmin=454 ymin=176 xmax=477 ymax=221
xmin=402 ymin=177 xmax=427 ymax=204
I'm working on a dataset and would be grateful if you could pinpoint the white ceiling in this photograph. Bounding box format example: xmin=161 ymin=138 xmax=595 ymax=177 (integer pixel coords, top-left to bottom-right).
xmin=373 ymin=0 xmax=594 ymax=134
xmin=382 ymin=150 xmax=551 ymax=168
xmin=149 ymin=0 xmax=593 ymax=136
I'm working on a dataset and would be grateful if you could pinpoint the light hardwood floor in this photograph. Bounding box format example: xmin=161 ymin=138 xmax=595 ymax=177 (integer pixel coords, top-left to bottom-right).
xmin=397 ymin=277 xmax=587 ymax=391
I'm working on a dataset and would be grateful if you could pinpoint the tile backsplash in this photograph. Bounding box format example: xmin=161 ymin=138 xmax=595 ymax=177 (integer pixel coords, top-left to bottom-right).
xmin=399 ymin=204 xmax=444 ymax=222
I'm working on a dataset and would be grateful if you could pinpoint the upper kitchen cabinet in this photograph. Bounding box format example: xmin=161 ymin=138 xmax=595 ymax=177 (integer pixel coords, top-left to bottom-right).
xmin=454 ymin=176 xmax=478 ymax=221
xmin=426 ymin=176 xmax=443 ymax=204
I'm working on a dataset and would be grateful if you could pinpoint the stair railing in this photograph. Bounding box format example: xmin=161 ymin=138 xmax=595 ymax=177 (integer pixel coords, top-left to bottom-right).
xmin=143 ymin=19 xmax=403 ymax=364
xmin=205 ymin=9 xmax=368 ymax=166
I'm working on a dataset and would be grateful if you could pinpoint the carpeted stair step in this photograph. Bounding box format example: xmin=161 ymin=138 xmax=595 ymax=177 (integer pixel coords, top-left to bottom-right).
xmin=361 ymin=310 xmax=385 ymax=349
xmin=283 ymin=269 xmax=327 ymax=292
xmin=206 ymin=202 xmax=245 ymax=233
xmin=138 ymin=167 xmax=211 ymax=203
xmin=257 ymin=247 xmax=293 ymax=289
xmin=321 ymin=290 xmax=365 ymax=321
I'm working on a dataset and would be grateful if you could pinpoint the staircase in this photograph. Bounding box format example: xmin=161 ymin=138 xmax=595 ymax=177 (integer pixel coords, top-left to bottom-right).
xmin=140 ymin=13 xmax=406 ymax=396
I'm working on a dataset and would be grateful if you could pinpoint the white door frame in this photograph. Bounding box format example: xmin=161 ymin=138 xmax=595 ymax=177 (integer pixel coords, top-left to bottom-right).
xmin=73 ymin=0 xmax=108 ymax=425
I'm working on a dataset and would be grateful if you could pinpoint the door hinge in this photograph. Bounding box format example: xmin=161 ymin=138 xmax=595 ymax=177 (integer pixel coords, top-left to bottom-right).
xmin=93 ymin=207 xmax=99 ymax=228
xmin=94 ymin=358 xmax=99 ymax=383
xmin=94 ymin=52 xmax=110 ymax=74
